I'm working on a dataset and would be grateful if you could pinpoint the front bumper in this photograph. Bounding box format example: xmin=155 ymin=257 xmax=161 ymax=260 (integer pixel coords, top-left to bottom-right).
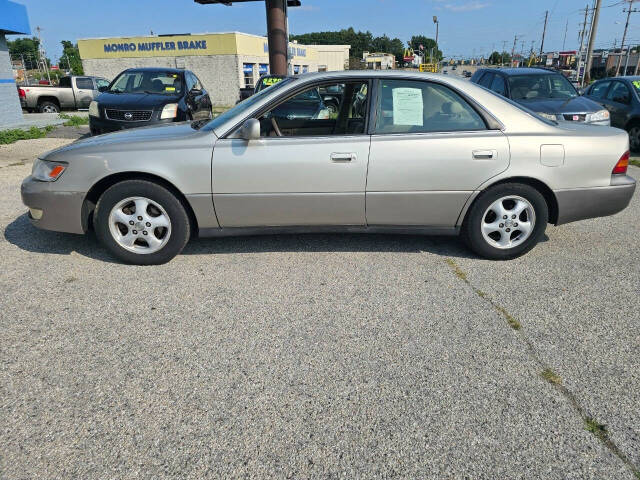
xmin=21 ymin=176 xmax=86 ymax=234
xmin=555 ymin=175 xmax=636 ymax=225
xmin=89 ymin=115 xmax=176 ymax=134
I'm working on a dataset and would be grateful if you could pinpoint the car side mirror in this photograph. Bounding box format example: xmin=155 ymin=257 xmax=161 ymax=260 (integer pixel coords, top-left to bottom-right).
xmin=577 ymin=88 xmax=585 ymax=96
xmin=98 ymin=86 xmax=108 ymax=92
xmin=190 ymin=88 xmax=203 ymax=96
xmin=239 ymin=118 xmax=260 ymax=141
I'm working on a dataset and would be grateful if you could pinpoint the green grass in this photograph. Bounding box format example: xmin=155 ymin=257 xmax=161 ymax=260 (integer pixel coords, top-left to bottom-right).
xmin=58 ymin=113 xmax=89 ymax=127
xmin=630 ymin=159 xmax=640 ymax=168
xmin=584 ymin=417 xmax=608 ymax=440
xmin=0 ymin=125 xmax=55 ymax=145
xmin=541 ymin=368 xmax=562 ymax=385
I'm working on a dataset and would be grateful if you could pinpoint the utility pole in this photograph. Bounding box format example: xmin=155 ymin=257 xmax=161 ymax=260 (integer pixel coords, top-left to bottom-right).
xmin=540 ymin=10 xmax=549 ymax=57
xmin=511 ymin=35 xmax=519 ymax=67
xmin=562 ymin=19 xmax=569 ymax=51
xmin=578 ymin=5 xmax=590 ymax=84
xmin=616 ymin=1 xmax=638 ymax=76
xmin=501 ymin=40 xmax=508 ymax=66
xmin=584 ymin=0 xmax=602 ymax=85
xmin=35 ymin=26 xmax=51 ymax=85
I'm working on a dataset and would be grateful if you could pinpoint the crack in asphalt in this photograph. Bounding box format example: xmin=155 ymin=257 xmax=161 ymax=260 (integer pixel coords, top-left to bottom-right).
xmin=444 ymin=258 xmax=640 ymax=479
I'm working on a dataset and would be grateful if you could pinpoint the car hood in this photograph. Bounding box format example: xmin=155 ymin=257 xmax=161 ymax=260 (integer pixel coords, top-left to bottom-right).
xmin=96 ymin=92 xmax=180 ymax=109
xmin=517 ymin=96 xmax=603 ymax=114
xmin=43 ymin=122 xmax=215 ymax=160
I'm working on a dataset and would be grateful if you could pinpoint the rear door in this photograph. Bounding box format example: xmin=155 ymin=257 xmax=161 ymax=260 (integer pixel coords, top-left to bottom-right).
xmin=366 ymin=78 xmax=510 ymax=227
xmin=603 ymin=80 xmax=632 ymax=127
xmin=74 ymin=77 xmax=95 ymax=108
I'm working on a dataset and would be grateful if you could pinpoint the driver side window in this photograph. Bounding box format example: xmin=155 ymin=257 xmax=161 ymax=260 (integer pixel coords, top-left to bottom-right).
xmin=257 ymin=81 xmax=369 ymax=137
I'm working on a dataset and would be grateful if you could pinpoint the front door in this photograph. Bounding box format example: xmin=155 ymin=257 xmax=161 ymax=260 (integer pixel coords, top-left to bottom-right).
xmin=212 ymin=80 xmax=371 ymax=227
xmin=366 ymin=78 xmax=510 ymax=227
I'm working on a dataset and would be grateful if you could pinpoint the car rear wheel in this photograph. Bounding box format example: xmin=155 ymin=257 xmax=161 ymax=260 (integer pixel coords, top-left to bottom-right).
xmin=38 ymin=101 xmax=60 ymax=113
xmin=94 ymin=180 xmax=190 ymax=265
xmin=463 ymin=183 xmax=548 ymax=260
xmin=627 ymin=124 xmax=640 ymax=152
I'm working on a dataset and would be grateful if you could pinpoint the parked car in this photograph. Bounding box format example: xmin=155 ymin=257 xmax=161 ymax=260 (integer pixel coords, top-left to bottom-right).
xmin=22 ymin=71 xmax=635 ymax=265
xmin=471 ymin=67 xmax=610 ymax=125
xmin=18 ymin=75 xmax=110 ymax=113
xmin=254 ymin=74 xmax=287 ymax=93
xmin=89 ymin=68 xmax=212 ymax=135
xmin=583 ymin=76 xmax=640 ymax=151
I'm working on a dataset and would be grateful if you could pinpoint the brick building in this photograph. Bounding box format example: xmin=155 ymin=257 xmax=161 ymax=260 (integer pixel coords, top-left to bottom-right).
xmin=79 ymin=32 xmax=349 ymax=107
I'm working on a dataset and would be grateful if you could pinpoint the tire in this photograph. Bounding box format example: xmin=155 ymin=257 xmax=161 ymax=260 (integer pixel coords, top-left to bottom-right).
xmin=462 ymin=183 xmax=549 ymax=260
xmin=94 ymin=180 xmax=191 ymax=265
xmin=38 ymin=101 xmax=60 ymax=113
xmin=626 ymin=122 xmax=640 ymax=152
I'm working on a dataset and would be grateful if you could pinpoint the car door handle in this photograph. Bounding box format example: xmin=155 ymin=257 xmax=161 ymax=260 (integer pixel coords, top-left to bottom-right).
xmin=472 ymin=150 xmax=496 ymax=160
xmin=331 ymin=153 xmax=356 ymax=162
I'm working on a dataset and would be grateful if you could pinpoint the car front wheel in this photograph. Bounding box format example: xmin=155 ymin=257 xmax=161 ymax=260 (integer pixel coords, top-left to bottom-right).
xmin=94 ymin=180 xmax=191 ymax=265
xmin=463 ymin=183 xmax=548 ymax=260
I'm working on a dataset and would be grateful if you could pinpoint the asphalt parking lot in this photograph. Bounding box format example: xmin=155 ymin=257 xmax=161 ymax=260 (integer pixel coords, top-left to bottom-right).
xmin=1 ymin=133 xmax=639 ymax=479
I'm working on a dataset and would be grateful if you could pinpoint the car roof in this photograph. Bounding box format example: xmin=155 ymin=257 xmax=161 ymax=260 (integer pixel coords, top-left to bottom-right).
xmin=480 ymin=67 xmax=559 ymax=76
xmin=123 ymin=67 xmax=185 ymax=74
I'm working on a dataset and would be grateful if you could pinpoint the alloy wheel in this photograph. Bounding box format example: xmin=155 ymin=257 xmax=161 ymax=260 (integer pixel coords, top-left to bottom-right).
xmin=108 ymin=197 xmax=172 ymax=254
xmin=481 ymin=195 xmax=536 ymax=249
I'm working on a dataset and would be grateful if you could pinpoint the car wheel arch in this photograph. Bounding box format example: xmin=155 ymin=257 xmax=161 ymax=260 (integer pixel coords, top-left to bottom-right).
xmin=82 ymin=171 xmax=199 ymax=236
xmin=459 ymin=176 xmax=559 ymax=227
xmin=37 ymin=96 xmax=60 ymax=108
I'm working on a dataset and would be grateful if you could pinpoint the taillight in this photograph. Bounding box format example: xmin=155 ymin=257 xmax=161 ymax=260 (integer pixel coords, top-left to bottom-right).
xmin=612 ymin=151 xmax=629 ymax=175
xmin=18 ymin=88 xmax=25 ymax=98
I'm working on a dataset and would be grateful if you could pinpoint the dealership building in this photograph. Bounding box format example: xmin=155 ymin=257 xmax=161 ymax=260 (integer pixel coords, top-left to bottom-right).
xmin=78 ymin=32 xmax=350 ymax=107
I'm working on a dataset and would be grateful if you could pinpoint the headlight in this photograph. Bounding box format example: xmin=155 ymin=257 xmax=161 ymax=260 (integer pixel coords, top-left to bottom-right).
xmin=88 ymin=101 xmax=99 ymax=117
xmin=32 ymin=159 xmax=67 ymax=182
xmin=587 ymin=109 xmax=610 ymax=124
xmin=537 ymin=112 xmax=558 ymax=121
xmin=160 ymin=103 xmax=179 ymax=119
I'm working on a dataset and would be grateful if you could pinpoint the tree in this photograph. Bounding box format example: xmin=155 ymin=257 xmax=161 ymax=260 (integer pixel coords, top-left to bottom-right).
xmin=59 ymin=40 xmax=83 ymax=75
xmin=488 ymin=51 xmax=511 ymax=66
xmin=7 ymin=36 xmax=41 ymax=69
xmin=409 ymin=35 xmax=442 ymax=62
xmin=290 ymin=28 xmax=403 ymax=66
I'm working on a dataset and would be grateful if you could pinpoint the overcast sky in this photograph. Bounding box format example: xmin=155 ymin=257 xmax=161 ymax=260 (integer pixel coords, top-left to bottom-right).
xmin=9 ymin=0 xmax=639 ymax=63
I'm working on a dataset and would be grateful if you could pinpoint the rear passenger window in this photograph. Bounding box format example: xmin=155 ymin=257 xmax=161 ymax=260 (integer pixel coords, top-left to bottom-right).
xmin=75 ymin=77 xmax=94 ymax=90
xmin=374 ymin=79 xmax=486 ymax=134
xmin=490 ymin=75 xmax=506 ymax=96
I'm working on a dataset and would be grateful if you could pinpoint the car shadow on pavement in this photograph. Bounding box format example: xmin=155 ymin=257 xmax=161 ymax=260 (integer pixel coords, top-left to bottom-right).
xmin=5 ymin=213 xmax=488 ymax=262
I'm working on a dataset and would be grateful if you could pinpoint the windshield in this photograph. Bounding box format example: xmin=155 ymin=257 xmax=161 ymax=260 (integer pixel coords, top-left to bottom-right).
xmin=508 ymin=74 xmax=578 ymax=101
xmin=201 ymin=77 xmax=295 ymax=132
xmin=108 ymin=71 xmax=183 ymax=95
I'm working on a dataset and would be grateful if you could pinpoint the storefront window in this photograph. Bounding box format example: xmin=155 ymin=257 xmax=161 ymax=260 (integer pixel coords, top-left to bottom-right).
xmin=302 ymin=65 xmax=309 ymax=74
xmin=243 ymin=63 xmax=255 ymax=88
xmin=293 ymin=65 xmax=300 ymax=75
xmin=259 ymin=64 xmax=269 ymax=76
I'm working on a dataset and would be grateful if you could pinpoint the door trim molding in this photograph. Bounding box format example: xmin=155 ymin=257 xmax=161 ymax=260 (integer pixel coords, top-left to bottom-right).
xmin=199 ymin=225 xmax=460 ymax=238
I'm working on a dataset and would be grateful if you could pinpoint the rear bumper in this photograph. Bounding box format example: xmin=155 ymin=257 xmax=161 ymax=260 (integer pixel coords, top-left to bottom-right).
xmin=21 ymin=176 xmax=86 ymax=234
xmin=555 ymin=175 xmax=636 ymax=225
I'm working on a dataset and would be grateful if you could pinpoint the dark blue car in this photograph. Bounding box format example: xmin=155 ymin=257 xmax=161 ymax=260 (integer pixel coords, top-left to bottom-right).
xmin=471 ymin=68 xmax=611 ymax=126
xmin=583 ymin=76 xmax=640 ymax=151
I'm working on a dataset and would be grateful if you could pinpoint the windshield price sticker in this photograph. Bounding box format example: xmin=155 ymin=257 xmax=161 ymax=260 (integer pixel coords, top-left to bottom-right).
xmin=262 ymin=78 xmax=283 ymax=86
xmin=392 ymin=87 xmax=424 ymax=126
xmin=633 ymin=81 xmax=640 ymax=90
